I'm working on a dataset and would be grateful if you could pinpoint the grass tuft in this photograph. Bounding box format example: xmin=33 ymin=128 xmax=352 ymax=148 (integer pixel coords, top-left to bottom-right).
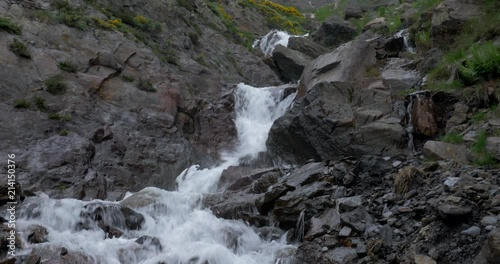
xmin=45 ymin=75 xmax=67 ymax=95
xmin=0 ymin=16 xmax=22 ymax=35
xmin=58 ymin=61 xmax=78 ymax=73
xmin=14 ymin=99 xmax=30 ymax=109
xmin=9 ymin=39 xmax=31 ymax=59
xmin=441 ymin=131 xmax=463 ymax=144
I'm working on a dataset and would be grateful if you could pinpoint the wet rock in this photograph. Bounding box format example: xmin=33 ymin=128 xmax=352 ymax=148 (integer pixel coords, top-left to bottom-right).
xmin=135 ymin=236 xmax=162 ymax=252
xmin=437 ymin=203 xmax=473 ymax=224
xmin=272 ymin=45 xmax=312 ymax=82
xmin=25 ymin=255 xmax=41 ymax=264
xmin=79 ymin=202 xmax=145 ymax=231
xmin=461 ymin=226 xmax=481 ymax=237
xmin=304 ymin=208 xmax=341 ymax=240
xmin=324 ymin=247 xmax=358 ymax=263
xmin=423 ymin=141 xmax=470 ymax=164
xmin=287 ymin=37 xmax=328 ymax=59
xmin=27 ymin=225 xmax=48 ymax=244
xmin=353 ymin=155 xmax=391 ymax=177
xmin=249 ymin=171 xmax=280 ymax=194
xmin=411 ymin=94 xmax=437 ymax=137
xmin=255 ymin=184 xmax=291 ymax=215
xmin=311 ymin=16 xmax=357 ymax=48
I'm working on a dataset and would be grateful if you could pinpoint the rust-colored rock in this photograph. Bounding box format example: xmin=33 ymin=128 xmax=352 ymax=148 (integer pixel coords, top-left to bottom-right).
xmin=412 ymin=94 xmax=437 ymax=137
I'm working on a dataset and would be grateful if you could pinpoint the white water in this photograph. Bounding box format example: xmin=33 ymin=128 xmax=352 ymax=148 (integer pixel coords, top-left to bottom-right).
xmin=6 ymin=84 xmax=297 ymax=264
xmin=394 ymin=29 xmax=416 ymax=54
xmin=253 ymin=30 xmax=308 ymax=56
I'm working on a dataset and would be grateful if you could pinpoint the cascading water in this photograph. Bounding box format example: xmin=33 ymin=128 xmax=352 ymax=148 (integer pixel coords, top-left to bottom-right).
xmin=394 ymin=29 xmax=416 ymax=54
xmin=5 ymin=84 xmax=297 ymax=264
xmin=252 ymin=30 xmax=308 ymax=56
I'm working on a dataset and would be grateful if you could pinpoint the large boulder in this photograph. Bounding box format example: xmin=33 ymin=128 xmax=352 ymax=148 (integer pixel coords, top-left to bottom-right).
xmin=423 ymin=141 xmax=470 ymax=164
xmin=311 ymin=16 xmax=357 ymax=49
xmin=287 ymin=37 xmax=328 ymax=59
xmin=272 ymin=45 xmax=312 ymax=82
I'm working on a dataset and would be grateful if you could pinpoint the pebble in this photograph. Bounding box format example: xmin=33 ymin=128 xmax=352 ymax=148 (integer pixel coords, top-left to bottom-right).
xmin=339 ymin=226 xmax=352 ymax=237
xmin=461 ymin=226 xmax=481 ymax=237
xmin=481 ymin=216 xmax=498 ymax=226
xmin=321 ymin=246 xmax=328 ymax=252
xmin=398 ymin=206 xmax=413 ymax=213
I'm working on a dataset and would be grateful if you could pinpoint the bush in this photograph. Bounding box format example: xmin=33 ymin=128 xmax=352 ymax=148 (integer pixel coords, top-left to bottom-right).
xmin=45 ymin=75 xmax=67 ymax=95
xmin=48 ymin=112 xmax=61 ymax=120
xmin=34 ymin=97 xmax=47 ymax=111
xmin=9 ymin=39 xmax=31 ymax=58
xmin=137 ymin=79 xmax=156 ymax=92
xmin=58 ymin=61 xmax=78 ymax=72
xmin=442 ymin=131 xmax=463 ymax=144
xmin=14 ymin=99 xmax=30 ymax=109
xmin=458 ymin=41 xmax=500 ymax=85
xmin=53 ymin=0 xmax=89 ymax=30
xmin=0 ymin=16 xmax=22 ymax=35
xmin=132 ymin=15 xmax=161 ymax=33
xmin=59 ymin=129 xmax=69 ymax=136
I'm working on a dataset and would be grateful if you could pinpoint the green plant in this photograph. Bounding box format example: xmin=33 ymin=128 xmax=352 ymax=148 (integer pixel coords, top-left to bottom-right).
xmin=471 ymin=131 xmax=497 ymax=166
xmin=53 ymin=0 xmax=89 ymax=30
xmin=137 ymin=79 xmax=156 ymax=92
xmin=59 ymin=129 xmax=69 ymax=136
xmin=177 ymin=0 xmax=195 ymax=11
xmin=34 ymin=97 xmax=47 ymax=111
xmin=132 ymin=15 xmax=161 ymax=33
xmin=9 ymin=39 xmax=31 ymax=58
xmin=14 ymin=99 xmax=30 ymax=109
xmin=122 ymin=75 xmax=135 ymax=82
xmin=58 ymin=61 xmax=78 ymax=73
xmin=471 ymin=111 xmax=487 ymax=123
xmin=48 ymin=113 xmax=61 ymax=120
xmin=457 ymin=41 xmax=500 ymax=85
xmin=0 ymin=16 xmax=22 ymax=35
xmin=415 ymin=29 xmax=431 ymax=52
xmin=442 ymin=131 xmax=464 ymax=144
xmin=45 ymin=75 xmax=67 ymax=95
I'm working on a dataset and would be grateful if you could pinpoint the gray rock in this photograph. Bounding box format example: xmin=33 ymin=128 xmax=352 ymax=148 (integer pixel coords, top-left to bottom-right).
xmin=305 ymin=208 xmax=342 ymax=240
xmin=339 ymin=226 xmax=352 ymax=237
xmin=27 ymin=225 xmax=48 ymax=244
xmin=423 ymin=141 xmax=470 ymax=164
xmin=287 ymin=36 xmax=328 ymax=59
xmin=437 ymin=203 xmax=473 ymax=224
xmin=272 ymin=45 xmax=312 ymax=82
xmin=340 ymin=207 xmax=374 ymax=233
xmin=487 ymin=229 xmax=500 ymax=263
xmin=311 ymin=16 xmax=357 ymax=48
xmin=337 ymin=196 xmax=363 ymax=212
xmin=481 ymin=216 xmax=498 ymax=227
xmin=447 ymin=102 xmax=469 ymax=129
xmin=462 ymin=226 xmax=481 ymax=237
xmin=414 ymin=254 xmax=437 ymax=264
xmin=324 ymin=247 xmax=358 ymax=264
xmin=486 ymin=137 xmax=500 ymax=161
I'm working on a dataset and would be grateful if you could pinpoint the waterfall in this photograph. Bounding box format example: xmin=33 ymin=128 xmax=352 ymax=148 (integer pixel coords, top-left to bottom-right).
xmin=394 ymin=29 xmax=416 ymax=54
xmin=6 ymin=84 xmax=297 ymax=264
xmin=253 ymin=30 xmax=308 ymax=56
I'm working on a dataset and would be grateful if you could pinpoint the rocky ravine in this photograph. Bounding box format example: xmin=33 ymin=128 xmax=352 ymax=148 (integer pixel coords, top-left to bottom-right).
xmin=1 ymin=0 xmax=500 ymax=264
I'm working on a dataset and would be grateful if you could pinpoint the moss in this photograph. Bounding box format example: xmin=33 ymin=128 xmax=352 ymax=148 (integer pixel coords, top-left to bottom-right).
xmin=14 ymin=99 xmax=30 ymax=109
xmin=59 ymin=129 xmax=69 ymax=136
xmin=441 ymin=131 xmax=463 ymax=144
xmin=0 ymin=16 xmax=22 ymax=35
xmin=9 ymin=39 xmax=31 ymax=59
xmin=58 ymin=61 xmax=78 ymax=73
xmin=45 ymin=75 xmax=67 ymax=95
xmin=137 ymin=79 xmax=156 ymax=92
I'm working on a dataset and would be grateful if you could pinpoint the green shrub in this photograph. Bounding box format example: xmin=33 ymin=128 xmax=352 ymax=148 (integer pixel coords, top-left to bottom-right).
xmin=471 ymin=131 xmax=497 ymax=166
xmin=471 ymin=111 xmax=487 ymax=123
xmin=45 ymin=75 xmax=67 ymax=95
xmin=14 ymin=99 xmax=30 ymax=109
xmin=441 ymin=131 xmax=463 ymax=144
xmin=458 ymin=41 xmax=500 ymax=85
xmin=34 ymin=96 xmax=47 ymax=111
xmin=137 ymin=79 xmax=156 ymax=92
xmin=58 ymin=61 xmax=78 ymax=72
xmin=0 ymin=16 xmax=22 ymax=35
xmin=53 ymin=0 xmax=89 ymax=30
xmin=122 ymin=75 xmax=135 ymax=82
xmin=59 ymin=129 xmax=69 ymax=136
xmin=132 ymin=15 xmax=161 ymax=33
xmin=48 ymin=112 xmax=61 ymax=120
xmin=176 ymin=0 xmax=195 ymax=11
xmin=9 ymin=39 xmax=31 ymax=58
xmin=415 ymin=29 xmax=431 ymax=52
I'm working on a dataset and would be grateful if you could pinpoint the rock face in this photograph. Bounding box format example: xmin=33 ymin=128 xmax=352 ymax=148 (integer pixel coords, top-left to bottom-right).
xmin=272 ymin=45 xmax=312 ymax=82
xmin=287 ymin=37 xmax=328 ymax=59
xmin=0 ymin=0 xmax=282 ymax=198
xmin=311 ymin=16 xmax=357 ymax=49
xmin=267 ymin=33 xmax=407 ymax=164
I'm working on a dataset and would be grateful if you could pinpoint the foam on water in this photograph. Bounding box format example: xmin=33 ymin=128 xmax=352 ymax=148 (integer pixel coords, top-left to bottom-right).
xmin=253 ymin=30 xmax=308 ymax=56
xmin=7 ymin=83 xmax=297 ymax=264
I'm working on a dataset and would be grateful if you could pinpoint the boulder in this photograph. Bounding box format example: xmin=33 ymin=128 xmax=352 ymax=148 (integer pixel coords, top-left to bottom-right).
xmin=304 ymin=208 xmax=341 ymax=240
xmin=423 ymin=141 xmax=470 ymax=164
xmin=486 ymin=137 xmax=500 ymax=160
xmin=437 ymin=203 xmax=473 ymax=224
xmin=272 ymin=45 xmax=312 ymax=82
xmin=446 ymin=102 xmax=469 ymax=129
xmin=340 ymin=207 xmax=374 ymax=233
xmin=323 ymin=247 xmax=358 ymax=264
xmin=411 ymin=93 xmax=437 ymax=137
xmin=381 ymin=68 xmax=421 ymax=90
xmin=27 ymin=225 xmax=48 ymax=244
xmin=487 ymin=229 xmax=500 ymax=263
xmin=287 ymin=37 xmax=328 ymax=59
xmin=431 ymin=0 xmax=483 ymax=46
xmin=363 ymin=17 xmax=387 ymax=32
xmin=311 ymin=16 xmax=357 ymax=49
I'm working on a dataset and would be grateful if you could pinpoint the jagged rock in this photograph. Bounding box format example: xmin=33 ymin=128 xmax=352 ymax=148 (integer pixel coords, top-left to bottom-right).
xmin=218 ymin=167 xmax=277 ymax=191
xmin=437 ymin=203 xmax=473 ymax=224
xmin=78 ymin=202 xmax=145 ymax=231
xmin=311 ymin=16 xmax=357 ymax=48
xmin=340 ymin=207 xmax=374 ymax=233
xmin=255 ymin=184 xmax=291 ymax=215
xmin=287 ymin=37 xmax=328 ymax=59
xmin=381 ymin=67 xmax=421 ymax=90
xmin=27 ymin=225 xmax=48 ymax=244
xmin=91 ymin=127 xmax=113 ymax=143
xmin=304 ymin=208 xmax=341 ymax=240
xmin=423 ymin=141 xmax=470 ymax=163
xmin=336 ymin=196 xmax=363 ymax=212
xmin=272 ymin=45 xmax=312 ymax=82
xmin=446 ymin=102 xmax=469 ymax=129
xmin=486 ymin=137 xmax=500 ymax=160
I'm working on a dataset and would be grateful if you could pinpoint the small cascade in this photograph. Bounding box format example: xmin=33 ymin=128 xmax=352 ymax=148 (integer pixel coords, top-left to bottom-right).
xmin=293 ymin=210 xmax=305 ymax=243
xmin=253 ymin=30 xmax=308 ymax=56
xmin=406 ymin=91 xmax=428 ymax=152
xmin=4 ymin=84 xmax=298 ymax=264
xmin=394 ymin=29 xmax=416 ymax=54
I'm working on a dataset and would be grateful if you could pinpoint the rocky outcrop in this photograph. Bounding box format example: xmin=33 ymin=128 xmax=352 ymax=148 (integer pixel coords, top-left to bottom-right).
xmin=423 ymin=141 xmax=470 ymax=163
xmin=287 ymin=36 xmax=328 ymax=59
xmin=267 ymin=33 xmax=407 ymax=164
xmin=311 ymin=16 xmax=357 ymax=49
